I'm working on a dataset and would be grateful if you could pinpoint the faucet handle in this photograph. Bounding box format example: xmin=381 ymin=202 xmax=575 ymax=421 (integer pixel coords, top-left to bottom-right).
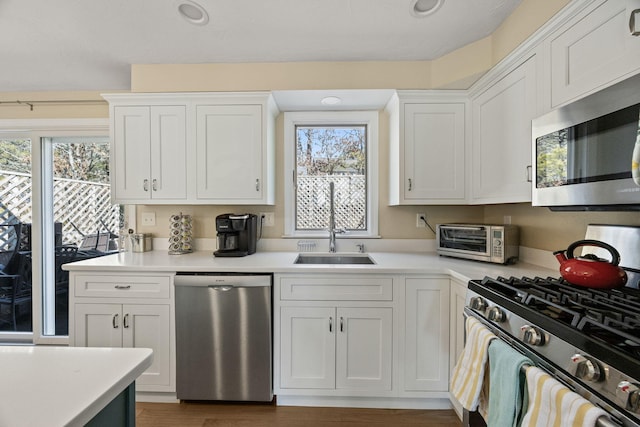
xmin=335 ymin=228 xmax=346 ymax=234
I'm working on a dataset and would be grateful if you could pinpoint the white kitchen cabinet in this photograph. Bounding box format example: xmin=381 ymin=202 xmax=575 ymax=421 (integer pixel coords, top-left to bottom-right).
xmin=550 ymin=0 xmax=640 ymax=107
xmin=403 ymin=277 xmax=450 ymax=392
xmin=102 ymin=92 xmax=277 ymax=205
xmin=280 ymin=306 xmax=392 ymax=391
xmin=276 ymin=274 xmax=395 ymax=397
xmin=470 ymin=55 xmax=537 ymax=204
xmin=387 ymin=91 xmax=468 ymax=205
xmin=74 ymin=303 xmax=171 ymax=389
xmin=69 ymin=272 xmax=176 ymax=393
xmin=110 ymin=104 xmax=187 ymax=203
xmin=195 ymin=103 xmax=272 ymax=203
xmin=195 ymin=93 xmax=278 ymax=204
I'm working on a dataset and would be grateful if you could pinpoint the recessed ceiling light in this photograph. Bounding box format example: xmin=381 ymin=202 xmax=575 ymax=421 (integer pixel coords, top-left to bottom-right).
xmin=178 ymin=1 xmax=209 ymax=25
xmin=321 ymin=96 xmax=342 ymax=106
xmin=410 ymin=0 xmax=444 ymax=18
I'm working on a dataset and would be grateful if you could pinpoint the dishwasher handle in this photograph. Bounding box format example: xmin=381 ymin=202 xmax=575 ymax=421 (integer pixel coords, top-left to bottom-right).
xmin=174 ymin=273 xmax=272 ymax=288
xmin=208 ymin=285 xmax=234 ymax=291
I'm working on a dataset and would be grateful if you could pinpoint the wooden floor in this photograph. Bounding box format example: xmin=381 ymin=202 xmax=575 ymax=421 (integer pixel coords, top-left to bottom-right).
xmin=135 ymin=402 xmax=462 ymax=427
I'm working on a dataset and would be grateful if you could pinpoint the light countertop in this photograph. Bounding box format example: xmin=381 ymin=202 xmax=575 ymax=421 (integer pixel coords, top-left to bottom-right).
xmin=64 ymin=250 xmax=559 ymax=283
xmin=0 ymin=346 xmax=152 ymax=427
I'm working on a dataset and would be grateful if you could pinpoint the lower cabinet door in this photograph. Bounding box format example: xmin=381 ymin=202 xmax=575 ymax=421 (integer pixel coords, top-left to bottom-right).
xmin=280 ymin=306 xmax=336 ymax=389
xmin=122 ymin=304 xmax=172 ymax=388
xmin=336 ymin=307 xmax=393 ymax=391
xmin=74 ymin=303 xmax=123 ymax=348
xmin=404 ymin=278 xmax=450 ymax=392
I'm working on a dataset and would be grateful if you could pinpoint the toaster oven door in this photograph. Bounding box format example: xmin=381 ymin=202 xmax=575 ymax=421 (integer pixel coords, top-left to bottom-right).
xmin=437 ymin=226 xmax=490 ymax=257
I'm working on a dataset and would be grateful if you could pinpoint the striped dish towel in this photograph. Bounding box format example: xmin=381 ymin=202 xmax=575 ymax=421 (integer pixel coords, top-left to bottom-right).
xmin=520 ymin=366 xmax=610 ymax=427
xmin=450 ymin=316 xmax=497 ymax=410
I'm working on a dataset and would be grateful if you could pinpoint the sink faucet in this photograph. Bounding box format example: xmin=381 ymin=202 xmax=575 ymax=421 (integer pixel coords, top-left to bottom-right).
xmin=328 ymin=182 xmax=344 ymax=253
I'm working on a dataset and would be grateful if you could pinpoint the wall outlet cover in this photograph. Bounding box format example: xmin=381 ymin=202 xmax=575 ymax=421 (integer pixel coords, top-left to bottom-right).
xmin=260 ymin=212 xmax=275 ymax=227
xmin=416 ymin=213 xmax=426 ymax=228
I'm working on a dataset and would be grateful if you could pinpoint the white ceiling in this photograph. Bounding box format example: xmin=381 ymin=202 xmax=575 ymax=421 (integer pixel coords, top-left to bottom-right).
xmin=0 ymin=0 xmax=523 ymax=93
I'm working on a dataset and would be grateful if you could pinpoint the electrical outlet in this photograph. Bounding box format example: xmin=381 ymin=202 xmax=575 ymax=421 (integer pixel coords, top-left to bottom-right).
xmin=260 ymin=212 xmax=275 ymax=227
xmin=416 ymin=213 xmax=426 ymax=228
xmin=141 ymin=212 xmax=156 ymax=226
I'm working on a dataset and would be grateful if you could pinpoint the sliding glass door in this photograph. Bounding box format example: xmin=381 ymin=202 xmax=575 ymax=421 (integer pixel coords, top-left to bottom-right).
xmin=0 ymin=138 xmax=33 ymax=334
xmin=43 ymin=136 xmax=118 ymax=336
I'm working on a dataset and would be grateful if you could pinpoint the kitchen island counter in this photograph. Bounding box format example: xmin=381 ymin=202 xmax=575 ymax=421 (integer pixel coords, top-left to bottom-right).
xmin=63 ymin=250 xmax=557 ymax=282
xmin=0 ymin=346 xmax=152 ymax=426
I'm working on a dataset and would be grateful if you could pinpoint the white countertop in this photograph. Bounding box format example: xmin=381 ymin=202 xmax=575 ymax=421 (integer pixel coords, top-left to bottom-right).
xmin=64 ymin=250 xmax=558 ymax=283
xmin=0 ymin=346 xmax=152 ymax=427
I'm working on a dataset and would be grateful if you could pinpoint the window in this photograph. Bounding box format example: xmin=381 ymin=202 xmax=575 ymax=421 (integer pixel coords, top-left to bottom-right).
xmin=284 ymin=111 xmax=378 ymax=238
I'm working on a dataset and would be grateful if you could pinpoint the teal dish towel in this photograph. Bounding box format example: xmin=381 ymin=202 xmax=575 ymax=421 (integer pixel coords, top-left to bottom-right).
xmin=487 ymin=339 xmax=532 ymax=427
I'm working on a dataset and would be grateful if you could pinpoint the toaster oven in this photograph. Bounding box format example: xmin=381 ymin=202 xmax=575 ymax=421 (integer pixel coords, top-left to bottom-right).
xmin=436 ymin=224 xmax=519 ymax=264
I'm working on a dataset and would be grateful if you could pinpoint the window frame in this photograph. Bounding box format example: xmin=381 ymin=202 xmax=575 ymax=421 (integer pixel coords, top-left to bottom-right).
xmin=283 ymin=111 xmax=379 ymax=238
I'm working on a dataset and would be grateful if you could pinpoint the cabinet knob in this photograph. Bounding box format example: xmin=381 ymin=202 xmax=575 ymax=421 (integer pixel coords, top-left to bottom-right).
xmin=340 ymin=316 xmax=344 ymax=332
xmin=255 ymin=179 xmax=260 ymax=192
xmin=152 ymin=178 xmax=158 ymax=191
xmin=143 ymin=179 xmax=149 ymax=192
xmin=112 ymin=313 xmax=119 ymax=329
xmin=329 ymin=316 xmax=333 ymax=333
xmin=123 ymin=313 xmax=130 ymax=329
xmin=408 ymin=178 xmax=412 ymax=191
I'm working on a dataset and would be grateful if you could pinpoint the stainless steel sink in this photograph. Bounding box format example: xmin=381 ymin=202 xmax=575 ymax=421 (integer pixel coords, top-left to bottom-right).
xmin=294 ymin=254 xmax=375 ymax=265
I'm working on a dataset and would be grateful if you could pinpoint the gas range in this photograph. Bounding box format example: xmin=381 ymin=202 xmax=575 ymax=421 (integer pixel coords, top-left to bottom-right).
xmin=467 ymin=275 xmax=640 ymax=427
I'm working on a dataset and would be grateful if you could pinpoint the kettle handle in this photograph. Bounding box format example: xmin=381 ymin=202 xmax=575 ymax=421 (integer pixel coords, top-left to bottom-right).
xmin=566 ymin=239 xmax=621 ymax=266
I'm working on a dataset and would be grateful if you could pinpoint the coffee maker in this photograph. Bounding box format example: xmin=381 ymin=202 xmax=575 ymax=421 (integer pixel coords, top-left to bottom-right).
xmin=214 ymin=213 xmax=257 ymax=257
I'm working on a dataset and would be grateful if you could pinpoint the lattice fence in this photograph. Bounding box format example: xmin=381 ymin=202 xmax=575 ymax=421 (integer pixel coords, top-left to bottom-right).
xmin=0 ymin=170 xmax=119 ymax=246
xmin=296 ymin=175 xmax=366 ymax=230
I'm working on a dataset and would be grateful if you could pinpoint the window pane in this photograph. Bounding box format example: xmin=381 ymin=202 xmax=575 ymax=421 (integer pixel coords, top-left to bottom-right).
xmin=0 ymin=139 xmax=33 ymax=332
xmin=295 ymin=126 xmax=367 ymax=231
xmin=49 ymin=137 xmax=119 ymax=336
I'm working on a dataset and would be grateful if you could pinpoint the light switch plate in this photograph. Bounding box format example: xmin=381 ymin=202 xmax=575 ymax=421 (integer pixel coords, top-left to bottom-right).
xmin=142 ymin=212 xmax=156 ymax=226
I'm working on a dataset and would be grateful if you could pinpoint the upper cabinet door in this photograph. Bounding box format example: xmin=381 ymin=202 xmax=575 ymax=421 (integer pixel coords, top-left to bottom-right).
xmin=471 ymin=56 xmax=537 ymax=204
xmin=404 ymin=103 xmax=466 ymax=202
xmin=149 ymin=106 xmax=188 ymax=201
xmin=196 ymin=104 xmax=265 ymax=202
xmin=550 ymin=0 xmax=640 ymax=107
xmin=388 ymin=92 xmax=468 ymax=205
xmin=112 ymin=106 xmax=152 ymax=201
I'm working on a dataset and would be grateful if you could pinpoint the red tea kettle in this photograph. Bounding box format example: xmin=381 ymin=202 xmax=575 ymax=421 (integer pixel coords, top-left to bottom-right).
xmin=553 ymin=239 xmax=627 ymax=289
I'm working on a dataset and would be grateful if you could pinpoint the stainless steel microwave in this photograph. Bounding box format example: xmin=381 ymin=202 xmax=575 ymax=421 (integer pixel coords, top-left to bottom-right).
xmin=436 ymin=224 xmax=519 ymax=265
xmin=532 ymin=72 xmax=640 ymax=210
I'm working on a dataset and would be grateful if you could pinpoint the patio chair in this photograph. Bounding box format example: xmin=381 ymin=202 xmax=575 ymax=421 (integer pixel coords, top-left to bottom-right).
xmin=54 ymin=245 xmax=78 ymax=308
xmin=0 ymin=267 xmax=31 ymax=331
xmin=0 ymin=274 xmax=24 ymax=330
xmin=0 ymin=223 xmax=21 ymax=275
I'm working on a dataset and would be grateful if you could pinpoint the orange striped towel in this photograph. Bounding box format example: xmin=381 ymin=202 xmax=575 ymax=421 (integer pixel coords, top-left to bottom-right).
xmin=520 ymin=366 xmax=610 ymax=427
xmin=450 ymin=316 xmax=496 ymax=410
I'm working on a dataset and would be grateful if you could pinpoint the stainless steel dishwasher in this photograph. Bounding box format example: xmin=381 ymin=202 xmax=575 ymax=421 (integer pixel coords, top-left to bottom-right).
xmin=174 ymin=272 xmax=273 ymax=401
